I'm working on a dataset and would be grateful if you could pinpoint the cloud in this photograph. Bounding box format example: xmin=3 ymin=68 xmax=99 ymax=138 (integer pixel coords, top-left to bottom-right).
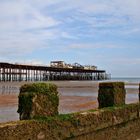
xmin=0 ymin=1 xmax=60 ymax=31
xmin=0 ymin=0 xmax=63 ymax=59
xmin=48 ymin=0 xmax=140 ymax=35
xmin=68 ymin=43 xmax=124 ymax=49
xmin=16 ymin=59 xmax=45 ymax=66
xmin=108 ymin=58 xmax=140 ymax=65
xmin=0 ymin=0 xmax=140 ymax=78
xmin=115 ymin=0 xmax=140 ymax=21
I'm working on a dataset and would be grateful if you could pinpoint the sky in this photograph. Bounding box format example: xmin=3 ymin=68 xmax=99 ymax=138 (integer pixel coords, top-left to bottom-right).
xmin=0 ymin=0 xmax=140 ymax=77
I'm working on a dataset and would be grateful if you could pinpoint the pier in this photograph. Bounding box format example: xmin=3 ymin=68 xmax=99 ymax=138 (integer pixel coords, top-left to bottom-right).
xmin=0 ymin=62 xmax=110 ymax=82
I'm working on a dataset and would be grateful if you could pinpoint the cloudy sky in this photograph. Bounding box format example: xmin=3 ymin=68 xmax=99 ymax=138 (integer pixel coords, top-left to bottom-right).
xmin=0 ymin=0 xmax=140 ymax=77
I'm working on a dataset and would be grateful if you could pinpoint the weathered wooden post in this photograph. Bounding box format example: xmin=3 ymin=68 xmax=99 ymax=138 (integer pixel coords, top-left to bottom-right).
xmin=98 ymin=82 xmax=126 ymax=108
xmin=139 ymin=83 xmax=140 ymax=101
xmin=17 ymin=83 xmax=59 ymax=120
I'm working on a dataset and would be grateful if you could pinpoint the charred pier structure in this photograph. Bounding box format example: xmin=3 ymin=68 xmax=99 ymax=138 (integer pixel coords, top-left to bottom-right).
xmin=0 ymin=62 xmax=110 ymax=82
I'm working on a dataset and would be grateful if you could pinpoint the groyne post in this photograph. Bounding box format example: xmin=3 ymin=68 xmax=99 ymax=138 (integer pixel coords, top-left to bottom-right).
xmin=17 ymin=83 xmax=59 ymax=120
xmin=98 ymin=82 xmax=126 ymax=108
xmin=139 ymin=83 xmax=140 ymax=101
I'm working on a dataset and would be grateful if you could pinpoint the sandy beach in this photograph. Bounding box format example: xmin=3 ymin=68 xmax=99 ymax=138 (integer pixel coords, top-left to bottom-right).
xmin=0 ymin=81 xmax=139 ymax=123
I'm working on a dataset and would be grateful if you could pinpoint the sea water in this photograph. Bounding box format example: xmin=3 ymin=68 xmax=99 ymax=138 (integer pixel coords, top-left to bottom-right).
xmin=111 ymin=77 xmax=140 ymax=83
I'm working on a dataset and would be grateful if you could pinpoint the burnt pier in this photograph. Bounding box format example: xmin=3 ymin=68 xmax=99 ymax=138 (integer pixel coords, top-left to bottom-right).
xmin=0 ymin=62 xmax=110 ymax=82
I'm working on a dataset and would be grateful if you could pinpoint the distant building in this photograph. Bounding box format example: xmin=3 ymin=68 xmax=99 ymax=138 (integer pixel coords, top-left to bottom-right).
xmin=50 ymin=61 xmax=73 ymax=69
xmin=50 ymin=61 xmax=97 ymax=70
xmin=84 ymin=65 xmax=97 ymax=70
xmin=50 ymin=61 xmax=65 ymax=68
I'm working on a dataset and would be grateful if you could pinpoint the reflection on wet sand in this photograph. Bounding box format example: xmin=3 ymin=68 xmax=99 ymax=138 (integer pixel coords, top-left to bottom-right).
xmin=0 ymin=81 xmax=139 ymax=123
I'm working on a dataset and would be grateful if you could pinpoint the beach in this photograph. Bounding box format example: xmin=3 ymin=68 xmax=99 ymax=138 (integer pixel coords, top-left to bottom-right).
xmin=0 ymin=81 xmax=139 ymax=123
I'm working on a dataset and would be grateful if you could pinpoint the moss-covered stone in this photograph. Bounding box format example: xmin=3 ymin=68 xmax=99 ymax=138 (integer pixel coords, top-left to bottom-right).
xmin=98 ymin=82 xmax=126 ymax=108
xmin=17 ymin=83 xmax=59 ymax=120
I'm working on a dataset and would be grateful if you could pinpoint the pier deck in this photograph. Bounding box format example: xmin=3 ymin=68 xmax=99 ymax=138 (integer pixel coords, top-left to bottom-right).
xmin=0 ymin=62 xmax=110 ymax=81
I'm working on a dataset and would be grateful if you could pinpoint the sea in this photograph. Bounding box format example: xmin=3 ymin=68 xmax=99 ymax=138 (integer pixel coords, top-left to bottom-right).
xmin=111 ymin=77 xmax=140 ymax=83
xmin=0 ymin=77 xmax=140 ymax=95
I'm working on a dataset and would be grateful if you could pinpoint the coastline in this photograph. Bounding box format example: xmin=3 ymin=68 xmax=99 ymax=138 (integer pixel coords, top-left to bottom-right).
xmin=0 ymin=81 xmax=139 ymax=123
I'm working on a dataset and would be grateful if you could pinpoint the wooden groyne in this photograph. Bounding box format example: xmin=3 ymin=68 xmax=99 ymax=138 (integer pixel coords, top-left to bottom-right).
xmin=0 ymin=82 xmax=140 ymax=140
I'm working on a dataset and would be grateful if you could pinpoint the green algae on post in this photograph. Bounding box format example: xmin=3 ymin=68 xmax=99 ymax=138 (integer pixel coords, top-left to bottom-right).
xmin=17 ymin=83 xmax=59 ymax=120
xmin=98 ymin=82 xmax=126 ymax=108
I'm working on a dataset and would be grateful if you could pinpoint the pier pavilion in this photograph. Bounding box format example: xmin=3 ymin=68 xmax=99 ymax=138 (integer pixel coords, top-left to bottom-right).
xmin=0 ymin=62 xmax=110 ymax=82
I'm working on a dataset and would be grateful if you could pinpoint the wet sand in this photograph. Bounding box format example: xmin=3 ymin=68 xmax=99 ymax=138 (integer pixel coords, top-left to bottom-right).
xmin=0 ymin=81 xmax=139 ymax=123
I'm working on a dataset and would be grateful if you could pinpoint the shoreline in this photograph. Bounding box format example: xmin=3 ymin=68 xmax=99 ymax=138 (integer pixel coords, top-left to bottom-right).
xmin=0 ymin=80 xmax=139 ymax=90
xmin=0 ymin=81 xmax=139 ymax=122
